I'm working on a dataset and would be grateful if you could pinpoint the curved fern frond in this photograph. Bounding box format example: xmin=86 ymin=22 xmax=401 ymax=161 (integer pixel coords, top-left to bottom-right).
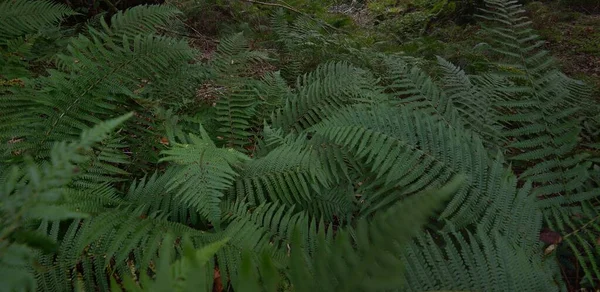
xmin=35 ymin=208 xmax=203 ymax=292
xmin=271 ymin=61 xmax=380 ymax=133
xmin=383 ymin=56 xmax=462 ymax=128
xmin=0 ymin=115 xmax=132 ymax=292
xmin=0 ymin=0 xmax=75 ymax=40
xmin=100 ymin=5 xmax=182 ymax=37
xmin=160 ymin=129 xmax=248 ymax=227
xmin=125 ymin=169 xmax=198 ymax=225
xmin=234 ymin=144 xmax=330 ymax=207
xmin=436 ymin=56 xmax=503 ymax=145
xmin=288 ymin=175 xmax=464 ymax=292
xmin=478 ymin=0 xmax=599 ymax=283
xmin=310 ymin=104 xmax=496 ymax=228
xmin=402 ymin=228 xmax=559 ymax=291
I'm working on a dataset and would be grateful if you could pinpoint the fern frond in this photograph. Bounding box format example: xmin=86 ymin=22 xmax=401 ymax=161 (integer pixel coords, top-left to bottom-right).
xmin=271 ymin=62 xmax=379 ymax=133
xmin=288 ymin=175 xmax=464 ymax=291
xmin=402 ymin=228 xmax=559 ymax=291
xmin=436 ymin=56 xmax=504 ymax=145
xmin=310 ymin=104 xmax=496 ymax=228
xmin=384 ymin=56 xmax=462 ymax=127
xmin=478 ymin=0 xmax=599 ymax=283
xmin=0 ymin=0 xmax=75 ymax=40
xmin=214 ymin=84 xmax=260 ymax=150
xmin=1 ymin=34 xmax=194 ymax=159
xmin=35 ymin=207 xmax=204 ymax=292
xmin=208 ymin=32 xmax=269 ymax=77
xmin=160 ymin=130 xmax=248 ymax=228
xmin=100 ymin=5 xmax=181 ymax=37
xmin=0 ymin=115 xmax=131 ymax=292
xmin=234 ymin=143 xmax=330 ymax=207
xmin=125 ymin=169 xmax=199 ymax=225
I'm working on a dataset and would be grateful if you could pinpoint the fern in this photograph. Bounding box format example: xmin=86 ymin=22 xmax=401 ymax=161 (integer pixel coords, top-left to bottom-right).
xmin=1 ymin=33 xmax=194 ymax=160
xmin=271 ymin=61 xmax=381 ymax=133
xmin=0 ymin=114 xmax=132 ymax=292
xmin=0 ymin=0 xmax=75 ymax=41
xmin=2 ymin=0 xmax=600 ymax=290
xmin=234 ymin=143 xmax=330 ymax=208
xmin=208 ymin=32 xmax=269 ymax=78
xmin=311 ymin=104 xmax=499 ymax=228
xmin=436 ymin=56 xmax=504 ymax=145
xmin=100 ymin=5 xmax=181 ymax=37
xmin=160 ymin=128 xmax=248 ymax=228
xmin=286 ymin=175 xmax=465 ymax=291
xmin=402 ymin=228 xmax=560 ymax=291
xmin=478 ymin=0 xmax=600 ymax=283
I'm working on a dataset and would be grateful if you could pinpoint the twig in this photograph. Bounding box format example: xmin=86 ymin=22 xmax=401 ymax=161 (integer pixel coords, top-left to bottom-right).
xmin=239 ymin=0 xmax=345 ymax=33
xmin=563 ymin=214 xmax=600 ymax=240
xmin=157 ymin=26 xmax=219 ymax=43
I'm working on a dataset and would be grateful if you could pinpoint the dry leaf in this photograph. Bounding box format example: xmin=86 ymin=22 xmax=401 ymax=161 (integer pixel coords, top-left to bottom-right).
xmin=159 ymin=137 xmax=169 ymax=145
xmin=544 ymin=244 xmax=557 ymax=255
xmin=213 ymin=267 xmax=223 ymax=292
xmin=539 ymin=229 xmax=562 ymax=244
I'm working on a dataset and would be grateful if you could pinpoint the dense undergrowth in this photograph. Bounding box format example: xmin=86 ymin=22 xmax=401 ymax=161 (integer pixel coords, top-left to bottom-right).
xmin=1 ymin=0 xmax=600 ymax=291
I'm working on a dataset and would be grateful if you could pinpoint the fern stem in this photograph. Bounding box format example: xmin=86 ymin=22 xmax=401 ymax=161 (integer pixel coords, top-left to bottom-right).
xmin=563 ymin=214 xmax=600 ymax=240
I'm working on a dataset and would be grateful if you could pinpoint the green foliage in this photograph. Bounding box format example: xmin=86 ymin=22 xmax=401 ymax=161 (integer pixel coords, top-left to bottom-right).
xmin=0 ymin=114 xmax=132 ymax=292
xmin=0 ymin=0 xmax=75 ymax=41
xmin=1 ymin=0 xmax=599 ymax=291
xmin=477 ymin=0 xmax=599 ymax=284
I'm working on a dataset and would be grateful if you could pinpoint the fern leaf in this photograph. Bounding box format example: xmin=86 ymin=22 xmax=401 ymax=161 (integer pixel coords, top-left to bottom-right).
xmin=0 ymin=0 xmax=75 ymax=40
xmin=160 ymin=130 xmax=248 ymax=228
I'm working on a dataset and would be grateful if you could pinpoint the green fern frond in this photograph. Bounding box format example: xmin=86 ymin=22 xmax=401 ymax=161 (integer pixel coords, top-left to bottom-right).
xmin=436 ymin=56 xmax=504 ymax=145
xmin=118 ymin=236 xmax=229 ymax=292
xmin=160 ymin=130 xmax=248 ymax=227
xmin=310 ymin=104 xmax=496 ymax=228
xmin=0 ymin=0 xmax=75 ymax=41
xmin=235 ymin=142 xmax=331 ymax=206
xmin=1 ymin=34 xmax=194 ymax=159
xmin=0 ymin=114 xmax=131 ymax=292
xmin=384 ymin=56 xmax=462 ymax=127
xmin=288 ymin=175 xmax=464 ymax=291
xmin=209 ymin=32 xmax=269 ymax=77
xmin=271 ymin=61 xmax=379 ymax=133
xmin=100 ymin=5 xmax=182 ymax=37
xmin=214 ymin=84 xmax=260 ymax=150
xmin=478 ymin=0 xmax=599 ymax=284
xmin=34 ymin=207 xmax=204 ymax=292
xmin=402 ymin=228 xmax=559 ymax=291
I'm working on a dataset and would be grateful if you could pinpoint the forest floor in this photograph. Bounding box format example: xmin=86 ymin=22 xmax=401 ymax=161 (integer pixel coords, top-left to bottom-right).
xmin=527 ymin=2 xmax=600 ymax=97
xmin=178 ymin=0 xmax=599 ymax=100
xmin=337 ymin=0 xmax=600 ymax=99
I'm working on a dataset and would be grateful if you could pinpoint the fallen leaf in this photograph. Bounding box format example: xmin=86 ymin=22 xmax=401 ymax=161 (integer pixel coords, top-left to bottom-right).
xmin=540 ymin=229 xmax=562 ymax=244
xmin=159 ymin=137 xmax=169 ymax=145
xmin=544 ymin=244 xmax=557 ymax=255
xmin=213 ymin=267 xmax=223 ymax=292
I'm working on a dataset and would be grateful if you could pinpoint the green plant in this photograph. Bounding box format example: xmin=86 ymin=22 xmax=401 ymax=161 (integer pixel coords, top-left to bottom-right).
xmin=1 ymin=0 xmax=599 ymax=291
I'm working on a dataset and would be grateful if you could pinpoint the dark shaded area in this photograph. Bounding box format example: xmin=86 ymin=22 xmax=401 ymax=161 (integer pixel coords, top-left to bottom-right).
xmin=53 ymin=0 xmax=165 ymax=18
